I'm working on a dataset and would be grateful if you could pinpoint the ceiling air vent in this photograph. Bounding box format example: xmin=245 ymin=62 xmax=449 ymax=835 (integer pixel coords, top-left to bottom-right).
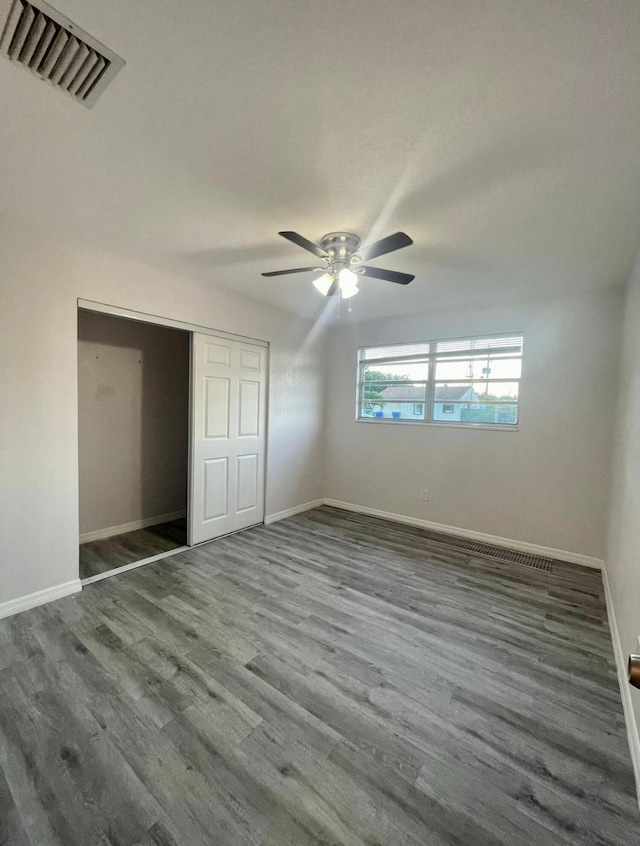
xmin=0 ymin=0 xmax=124 ymax=106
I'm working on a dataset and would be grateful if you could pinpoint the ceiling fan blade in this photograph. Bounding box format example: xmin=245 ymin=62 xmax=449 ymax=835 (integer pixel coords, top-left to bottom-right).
xmin=358 ymin=231 xmax=413 ymax=262
xmin=327 ymin=279 xmax=338 ymax=297
xmin=261 ymin=266 xmax=323 ymax=277
xmin=279 ymin=231 xmax=328 ymax=259
xmin=360 ymin=265 xmax=415 ymax=285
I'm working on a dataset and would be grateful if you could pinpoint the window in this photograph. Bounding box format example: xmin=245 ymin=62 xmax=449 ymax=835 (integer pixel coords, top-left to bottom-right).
xmin=357 ymin=333 xmax=523 ymax=427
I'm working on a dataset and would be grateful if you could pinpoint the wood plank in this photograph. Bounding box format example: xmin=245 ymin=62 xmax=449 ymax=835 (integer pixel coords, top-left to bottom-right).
xmin=79 ymin=520 xmax=187 ymax=580
xmin=0 ymin=505 xmax=636 ymax=845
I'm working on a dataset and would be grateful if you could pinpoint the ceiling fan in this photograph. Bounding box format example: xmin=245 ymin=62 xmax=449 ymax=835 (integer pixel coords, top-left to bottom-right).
xmin=262 ymin=231 xmax=415 ymax=298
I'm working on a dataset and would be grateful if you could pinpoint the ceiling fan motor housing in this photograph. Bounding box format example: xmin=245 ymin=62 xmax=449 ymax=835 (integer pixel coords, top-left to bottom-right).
xmin=320 ymin=232 xmax=361 ymax=268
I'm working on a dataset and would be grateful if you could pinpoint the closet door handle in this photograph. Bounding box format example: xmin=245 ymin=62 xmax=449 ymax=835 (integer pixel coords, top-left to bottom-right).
xmin=628 ymin=655 xmax=640 ymax=689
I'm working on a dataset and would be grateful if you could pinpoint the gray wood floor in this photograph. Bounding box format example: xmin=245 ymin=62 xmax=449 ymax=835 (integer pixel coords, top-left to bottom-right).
xmin=1 ymin=506 xmax=637 ymax=845
xmin=79 ymin=519 xmax=187 ymax=580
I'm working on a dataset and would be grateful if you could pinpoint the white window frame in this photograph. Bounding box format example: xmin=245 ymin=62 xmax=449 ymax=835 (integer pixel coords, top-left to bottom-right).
xmin=356 ymin=332 xmax=523 ymax=431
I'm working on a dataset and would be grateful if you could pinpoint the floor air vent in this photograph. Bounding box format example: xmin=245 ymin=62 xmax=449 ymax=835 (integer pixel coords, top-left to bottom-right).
xmin=344 ymin=512 xmax=554 ymax=572
xmin=407 ymin=526 xmax=553 ymax=572
xmin=0 ymin=0 xmax=124 ymax=106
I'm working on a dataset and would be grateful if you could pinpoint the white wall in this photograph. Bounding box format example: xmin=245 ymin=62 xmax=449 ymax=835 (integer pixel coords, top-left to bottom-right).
xmin=0 ymin=218 xmax=325 ymax=605
xmin=606 ymin=249 xmax=640 ymax=757
xmin=325 ymin=289 xmax=622 ymax=560
xmin=78 ymin=311 xmax=189 ymax=535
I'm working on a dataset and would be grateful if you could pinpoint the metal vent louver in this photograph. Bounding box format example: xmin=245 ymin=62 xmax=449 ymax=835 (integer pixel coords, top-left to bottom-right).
xmin=0 ymin=0 xmax=124 ymax=106
xmin=342 ymin=510 xmax=554 ymax=572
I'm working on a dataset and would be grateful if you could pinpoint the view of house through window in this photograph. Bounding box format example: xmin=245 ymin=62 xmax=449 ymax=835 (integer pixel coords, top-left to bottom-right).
xmin=358 ymin=334 xmax=523 ymax=427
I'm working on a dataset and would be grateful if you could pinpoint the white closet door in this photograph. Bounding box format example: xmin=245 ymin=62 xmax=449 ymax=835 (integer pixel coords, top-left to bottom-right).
xmin=190 ymin=333 xmax=267 ymax=545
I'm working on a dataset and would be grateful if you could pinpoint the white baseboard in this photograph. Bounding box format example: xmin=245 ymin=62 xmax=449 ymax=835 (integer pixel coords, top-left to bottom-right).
xmin=602 ymin=567 xmax=640 ymax=808
xmin=264 ymin=499 xmax=325 ymax=525
xmin=323 ymin=499 xmax=605 ymax=570
xmin=0 ymin=579 xmax=82 ymax=620
xmin=79 ymin=510 xmax=187 ymax=544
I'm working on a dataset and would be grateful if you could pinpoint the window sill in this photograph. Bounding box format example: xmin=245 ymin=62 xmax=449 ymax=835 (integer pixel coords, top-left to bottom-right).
xmin=356 ymin=418 xmax=519 ymax=432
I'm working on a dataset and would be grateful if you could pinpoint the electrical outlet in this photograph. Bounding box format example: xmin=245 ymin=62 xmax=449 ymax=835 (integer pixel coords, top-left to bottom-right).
xmin=420 ymin=489 xmax=429 ymax=501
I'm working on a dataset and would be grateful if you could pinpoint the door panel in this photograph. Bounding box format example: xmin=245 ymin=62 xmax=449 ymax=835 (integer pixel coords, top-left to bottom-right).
xmin=203 ymin=458 xmax=228 ymax=520
xmin=239 ymin=349 xmax=261 ymax=370
xmin=238 ymin=381 xmax=260 ymax=437
xmin=236 ymin=453 xmax=259 ymax=513
xmin=205 ymin=377 xmax=230 ymax=438
xmin=206 ymin=342 xmax=231 ymax=366
xmin=190 ymin=333 xmax=266 ymax=545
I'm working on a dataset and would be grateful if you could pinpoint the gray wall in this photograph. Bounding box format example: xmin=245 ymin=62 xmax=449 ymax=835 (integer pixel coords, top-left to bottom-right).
xmin=78 ymin=311 xmax=189 ymax=536
xmin=325 ymin=289 xmax=622 ymax=560
xmin=606 ymin=249 xmax=640 ymax=771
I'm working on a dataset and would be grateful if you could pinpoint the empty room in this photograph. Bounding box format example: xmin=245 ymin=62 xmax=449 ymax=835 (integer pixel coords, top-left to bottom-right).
xmin=1 ymin=2 xmax=640 ymax=845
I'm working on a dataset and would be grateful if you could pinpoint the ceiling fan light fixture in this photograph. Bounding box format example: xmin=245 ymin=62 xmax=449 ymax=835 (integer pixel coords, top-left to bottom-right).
xmin=338 ymin=267 xmax=357 ymax=285
xmin=313 ymin=272 xmax=333 ymax=296
xmin=263 ymin=230 xmax=413 ymax=298
xmin=338 ymin=267 xmax=359 ymax=298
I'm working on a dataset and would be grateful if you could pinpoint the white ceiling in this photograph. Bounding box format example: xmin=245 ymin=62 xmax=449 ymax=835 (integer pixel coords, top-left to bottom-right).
xmin=1 ymin=0 xmax=640 ymax=321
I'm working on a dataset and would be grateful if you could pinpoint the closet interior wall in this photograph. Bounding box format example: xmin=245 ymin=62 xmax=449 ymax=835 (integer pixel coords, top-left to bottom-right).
xmin=78 ymin=310 xmax=190 ymax=541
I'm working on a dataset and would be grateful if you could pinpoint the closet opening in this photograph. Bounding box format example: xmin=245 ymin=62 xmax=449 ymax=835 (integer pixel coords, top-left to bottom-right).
xmin=77 ymin=308 xmax=190 ymax=582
